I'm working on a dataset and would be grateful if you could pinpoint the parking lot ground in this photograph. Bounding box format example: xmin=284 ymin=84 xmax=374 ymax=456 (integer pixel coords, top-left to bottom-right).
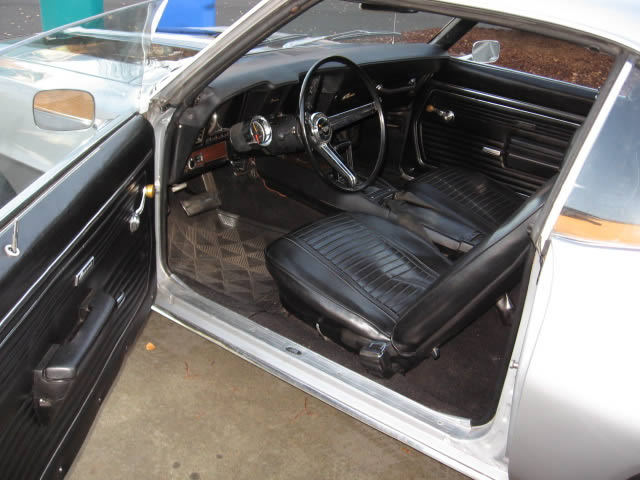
xmin=68 ymin=312 xmax=470 ymax=480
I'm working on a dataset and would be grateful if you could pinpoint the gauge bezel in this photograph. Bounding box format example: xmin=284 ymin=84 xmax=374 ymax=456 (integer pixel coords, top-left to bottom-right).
xmin=249 ymin=115 xmax=273 ymax=147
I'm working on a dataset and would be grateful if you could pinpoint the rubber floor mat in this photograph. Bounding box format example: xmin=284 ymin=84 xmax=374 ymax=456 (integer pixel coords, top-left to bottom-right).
xmin=168 ymin=209 xmax=284 ymax=310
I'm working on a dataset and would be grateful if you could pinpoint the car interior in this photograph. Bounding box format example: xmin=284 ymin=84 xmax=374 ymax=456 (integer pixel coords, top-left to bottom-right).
xmin=162 ymin=14 xmax=607 ymax=424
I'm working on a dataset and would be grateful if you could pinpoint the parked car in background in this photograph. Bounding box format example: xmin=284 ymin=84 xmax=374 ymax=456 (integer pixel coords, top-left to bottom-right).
xmin=0 ymin=1 xmax=638 ymax=478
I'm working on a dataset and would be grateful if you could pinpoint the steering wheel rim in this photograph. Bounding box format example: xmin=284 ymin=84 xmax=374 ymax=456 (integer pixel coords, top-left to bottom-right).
xmin=298 ymin=55 xmax=386 ymax=192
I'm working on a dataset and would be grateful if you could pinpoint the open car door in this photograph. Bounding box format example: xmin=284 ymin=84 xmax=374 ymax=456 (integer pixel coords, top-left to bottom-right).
xmin=0 ymin=2 xmax=166 ymax=478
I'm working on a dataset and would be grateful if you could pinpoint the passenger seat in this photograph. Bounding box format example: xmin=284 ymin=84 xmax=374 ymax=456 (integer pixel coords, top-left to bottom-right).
xmin=389 ymin=167 xmax=527 ymax=252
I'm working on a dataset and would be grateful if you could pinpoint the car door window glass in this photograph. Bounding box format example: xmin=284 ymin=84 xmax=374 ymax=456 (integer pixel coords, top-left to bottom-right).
xmin=0 ymin=2 xmax=175 ymax=216
xmin=449 ymin=24 xmax=613 ymax=89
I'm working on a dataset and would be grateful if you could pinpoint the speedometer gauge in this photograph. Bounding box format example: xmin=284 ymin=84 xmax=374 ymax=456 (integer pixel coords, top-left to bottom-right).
xmin=249 ymin=116 xmax=272 ymax=146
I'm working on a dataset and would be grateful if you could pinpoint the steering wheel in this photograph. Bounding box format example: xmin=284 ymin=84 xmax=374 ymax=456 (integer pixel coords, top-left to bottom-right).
xmin=298 ymin=56 xmax=386 ymax=192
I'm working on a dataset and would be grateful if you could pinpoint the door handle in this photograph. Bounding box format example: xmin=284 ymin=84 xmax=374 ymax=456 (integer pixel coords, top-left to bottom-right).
xmin=32 ymin=291 xmax=116 ymax=423
xmin=128 ymin=184 xmax=154 ymax=233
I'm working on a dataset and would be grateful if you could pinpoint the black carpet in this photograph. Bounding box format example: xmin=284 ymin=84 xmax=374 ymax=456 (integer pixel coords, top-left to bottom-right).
xmin=167 ymin=168 xmax=512 ymax=422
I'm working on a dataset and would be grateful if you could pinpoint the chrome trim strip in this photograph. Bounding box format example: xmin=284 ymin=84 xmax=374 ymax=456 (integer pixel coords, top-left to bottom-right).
xmin=73 ymin=256 xmax=95 ymax=287
xmin=482 ymin=146 xmax=503 ymax=157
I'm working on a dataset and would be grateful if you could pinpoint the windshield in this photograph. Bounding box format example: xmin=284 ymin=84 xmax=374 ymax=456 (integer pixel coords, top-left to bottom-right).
xmin=259 ymin=0 xmax=452 ymax=50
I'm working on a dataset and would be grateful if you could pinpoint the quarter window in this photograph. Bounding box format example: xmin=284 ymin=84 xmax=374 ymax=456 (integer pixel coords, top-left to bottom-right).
xmin=555 ymin=61 xmax=640 ymax=245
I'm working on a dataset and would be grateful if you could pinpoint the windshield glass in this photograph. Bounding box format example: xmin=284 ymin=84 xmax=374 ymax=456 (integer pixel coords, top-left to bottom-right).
xmin=260 ymin=0 xmax=452 ymax=49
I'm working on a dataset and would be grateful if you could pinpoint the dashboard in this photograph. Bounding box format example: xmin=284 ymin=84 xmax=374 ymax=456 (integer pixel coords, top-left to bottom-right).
xmin=169 ymin=42 xmax=447 ymax=185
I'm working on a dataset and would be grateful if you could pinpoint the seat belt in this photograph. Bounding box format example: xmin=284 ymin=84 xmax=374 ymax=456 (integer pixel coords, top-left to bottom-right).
xmin=390 ymin=191 xmax=445 ymax=214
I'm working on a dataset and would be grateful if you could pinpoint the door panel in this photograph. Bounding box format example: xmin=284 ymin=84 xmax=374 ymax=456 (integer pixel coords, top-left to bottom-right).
xmin=0 ymin=115 xmax=155 ymax=479
xmin=414 ymin=60 xmax=596 ymax=195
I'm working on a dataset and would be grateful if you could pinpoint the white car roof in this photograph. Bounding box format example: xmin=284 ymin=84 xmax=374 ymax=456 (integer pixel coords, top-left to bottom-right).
xmin=416 ymin=0 xmax=640 ymax=54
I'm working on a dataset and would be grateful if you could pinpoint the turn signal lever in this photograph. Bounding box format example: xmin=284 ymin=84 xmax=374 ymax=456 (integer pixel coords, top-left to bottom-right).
xmin=426 ymin=104 xmax=455 ymax=123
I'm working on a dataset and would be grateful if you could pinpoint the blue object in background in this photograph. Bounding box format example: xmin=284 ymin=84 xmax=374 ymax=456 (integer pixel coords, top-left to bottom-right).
xmin=40 ymin=0 xmax=104 ymax=31
xmin=158 ymin=0 xmax=216 ymax=31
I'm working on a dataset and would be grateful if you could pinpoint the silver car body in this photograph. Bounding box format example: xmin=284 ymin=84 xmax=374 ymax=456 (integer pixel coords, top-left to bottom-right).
xmin=2 ymin=1 xmax=638 ymax=478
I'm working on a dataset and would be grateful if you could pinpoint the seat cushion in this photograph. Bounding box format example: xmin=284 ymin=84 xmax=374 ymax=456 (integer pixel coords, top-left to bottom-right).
xmin=407 ymin=167 xmax=524 ymax=235
xmin=265 ymin=212 xmax=451 ymax=342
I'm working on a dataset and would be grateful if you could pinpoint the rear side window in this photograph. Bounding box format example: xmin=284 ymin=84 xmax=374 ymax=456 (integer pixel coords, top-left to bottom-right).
xmin=449 ymin=25 xmax=613 ymax=89
xmin=555 ymin=61 xmax=640 ymax=246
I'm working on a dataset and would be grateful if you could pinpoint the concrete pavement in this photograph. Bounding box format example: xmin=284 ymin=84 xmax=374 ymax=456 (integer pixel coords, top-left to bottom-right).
xmin=68 ymin=313 xmax=469 ymax=480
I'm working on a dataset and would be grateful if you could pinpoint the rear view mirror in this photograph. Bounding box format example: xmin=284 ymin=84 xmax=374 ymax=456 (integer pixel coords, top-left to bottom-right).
xmin=359 ymin=3 xmax=418 ymax=13
xmin=33 ymin=89 xmax=95 ymax=131
xmin=471 ymin=40 xmax=501 ymax=64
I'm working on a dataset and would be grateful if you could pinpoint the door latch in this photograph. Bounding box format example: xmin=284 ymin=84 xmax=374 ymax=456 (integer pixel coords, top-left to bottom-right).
xmin=129 ymin=184 xmax=154 ymax=233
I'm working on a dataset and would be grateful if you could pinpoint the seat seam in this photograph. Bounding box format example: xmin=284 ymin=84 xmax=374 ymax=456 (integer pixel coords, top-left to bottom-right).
xmin=345 ymin=213 xmax=442 ymax=279
xmin=274 ymin=237 xmax=401 ymax=325
xmin=266 ymin=243 xmax=395 ymax=337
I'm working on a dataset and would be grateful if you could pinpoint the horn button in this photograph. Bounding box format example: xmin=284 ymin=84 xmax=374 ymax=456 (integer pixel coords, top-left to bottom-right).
xmin=309 ymin=112 xmax=332 ymax=144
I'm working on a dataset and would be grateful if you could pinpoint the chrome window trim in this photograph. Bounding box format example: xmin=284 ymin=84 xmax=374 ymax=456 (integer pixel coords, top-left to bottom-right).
xmin=551 ymin=232 xmax=640 ymax=252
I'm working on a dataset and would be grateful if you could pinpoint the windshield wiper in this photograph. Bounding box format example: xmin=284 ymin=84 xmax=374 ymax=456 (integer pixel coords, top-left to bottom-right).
xmin=257 ymin=33 xmax=308 ymax=47
xmin=282 ymin=30 xmax=402 ymax=48
xmin=258 ymin=30 xmax=402 ymax=49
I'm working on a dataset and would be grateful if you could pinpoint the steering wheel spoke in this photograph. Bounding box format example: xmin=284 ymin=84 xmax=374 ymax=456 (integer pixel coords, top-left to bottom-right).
xmin=329 ymin=102 xmax=377 ymax=131
xmin=298 ymin=55 xmax=385 ymax=192
xmin=316 ymin=143 xmax=358 ymax=187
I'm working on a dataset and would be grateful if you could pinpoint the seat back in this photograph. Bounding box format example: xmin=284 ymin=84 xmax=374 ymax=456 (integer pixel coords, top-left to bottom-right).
xmin=392 ymin=177 xmax=555 ymax=358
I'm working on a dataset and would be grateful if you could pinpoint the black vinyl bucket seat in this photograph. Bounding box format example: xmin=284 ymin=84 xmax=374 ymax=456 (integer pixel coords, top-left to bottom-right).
xmin=389 ymin=167 xmax=527 ymax=252
xmin=266 ymin=172 xmax=553 ymax=376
